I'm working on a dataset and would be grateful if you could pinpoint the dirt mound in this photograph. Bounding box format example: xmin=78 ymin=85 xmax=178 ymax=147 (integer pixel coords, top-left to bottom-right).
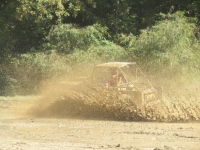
xmin=29 ymin=82 xmax=200 ymax=122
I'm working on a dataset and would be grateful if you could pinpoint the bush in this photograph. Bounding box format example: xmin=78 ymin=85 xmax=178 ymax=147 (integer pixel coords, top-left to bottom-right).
xmin=121 ymin=12 xmax=200 ymax=77
xmin=1 ymin=53 xmax=71 ymax=95
xmin=67 ymin=42 xmax=127 ymax=66
xmin=43 ymin=24 xmax=109 ymax=54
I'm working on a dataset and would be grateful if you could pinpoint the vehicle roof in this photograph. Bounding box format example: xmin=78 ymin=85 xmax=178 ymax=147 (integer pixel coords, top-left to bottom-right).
xmin=95 ymin=62 xmax=136 ymax=68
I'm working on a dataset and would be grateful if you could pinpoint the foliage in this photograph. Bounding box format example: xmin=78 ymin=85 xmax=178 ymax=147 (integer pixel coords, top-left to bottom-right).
xmin=1 ymin=0 xmax=200 ymax=95
xmin=0 ymin=0 xmax=18 ymax=58
xmin=1 ymin=0 xmax=200 ymax=55
xmin=68 ymin=43 xmax=127 ymax=65
xmin=126 ymin=12 xmax=200 ymax=76
xmin=0 ymin=0 xmax=96 ymax=55
xmin=0 ymin=53 xmax=71 ymax=95
xmin=43 ymin=24 xmax=109 ymax=53
xmin=15 ymin=0 xmax=97 ymax=23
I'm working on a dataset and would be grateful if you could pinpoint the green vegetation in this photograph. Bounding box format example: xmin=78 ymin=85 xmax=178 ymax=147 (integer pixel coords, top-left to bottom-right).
xmin=43 ymin=24 xmax=109 ymax=53
xmin=128 ymin=12 xmax=200 ymax=75
xmin=0 ymin=0 xmax=200 ymax=95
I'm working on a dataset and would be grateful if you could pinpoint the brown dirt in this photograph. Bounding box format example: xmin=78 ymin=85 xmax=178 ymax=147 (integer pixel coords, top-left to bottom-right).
xmin=28 ymin=82 xmax=200 ymax=122
xmin=0 ymin=94 xmax=200 ymax=150
xmin=0 ymin=75 xmax=200 ymax=150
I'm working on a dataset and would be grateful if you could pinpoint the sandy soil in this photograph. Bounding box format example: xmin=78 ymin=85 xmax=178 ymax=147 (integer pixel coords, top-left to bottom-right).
xmin=0 ymin=98 xmax=200 ymax=150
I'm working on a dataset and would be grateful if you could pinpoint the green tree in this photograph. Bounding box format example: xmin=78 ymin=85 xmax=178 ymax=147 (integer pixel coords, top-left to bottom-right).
xmin=43 ymin=24 xmax=109 ymax=53
xmin=127 ymin=12 xmax=200 ymax=75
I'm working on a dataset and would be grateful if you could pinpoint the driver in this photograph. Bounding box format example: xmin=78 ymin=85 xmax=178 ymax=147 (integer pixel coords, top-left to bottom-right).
xmin=110 ymin=69 xmax=124 ymax=87
xmin=110 ymin=70 xmax=118 ymax=86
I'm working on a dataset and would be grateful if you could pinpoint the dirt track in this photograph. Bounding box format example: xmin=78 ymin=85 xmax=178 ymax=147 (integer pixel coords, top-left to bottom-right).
xmin=0 ymin=97 xmax=200 ymax=150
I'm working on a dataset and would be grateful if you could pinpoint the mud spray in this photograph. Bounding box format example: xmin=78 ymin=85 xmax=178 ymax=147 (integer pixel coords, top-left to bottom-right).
xmin=28 ymin=73 xmax=200 ymax=122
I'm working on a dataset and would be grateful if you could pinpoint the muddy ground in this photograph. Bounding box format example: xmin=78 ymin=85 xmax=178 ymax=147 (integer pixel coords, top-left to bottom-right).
xmin=0 ymin=97 xmax=200 ymax=150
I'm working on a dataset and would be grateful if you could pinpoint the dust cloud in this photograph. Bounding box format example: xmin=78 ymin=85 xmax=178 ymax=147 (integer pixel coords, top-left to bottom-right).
xmin=26 ymin=74 xmax=200 ymax=122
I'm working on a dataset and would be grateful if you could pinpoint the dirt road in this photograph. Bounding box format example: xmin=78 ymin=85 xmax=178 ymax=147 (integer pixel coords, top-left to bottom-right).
xmin=0 ymin=97 xmax=200 ymax=150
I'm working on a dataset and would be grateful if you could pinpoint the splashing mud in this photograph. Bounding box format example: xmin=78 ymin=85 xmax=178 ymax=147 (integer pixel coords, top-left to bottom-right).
xmin=28 ymin=78 xmax=200 ymax=122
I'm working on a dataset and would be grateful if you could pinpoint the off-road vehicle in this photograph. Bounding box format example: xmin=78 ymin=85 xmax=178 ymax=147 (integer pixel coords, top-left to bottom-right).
xmin=90 ymin=62 xmax=162 ymax=110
